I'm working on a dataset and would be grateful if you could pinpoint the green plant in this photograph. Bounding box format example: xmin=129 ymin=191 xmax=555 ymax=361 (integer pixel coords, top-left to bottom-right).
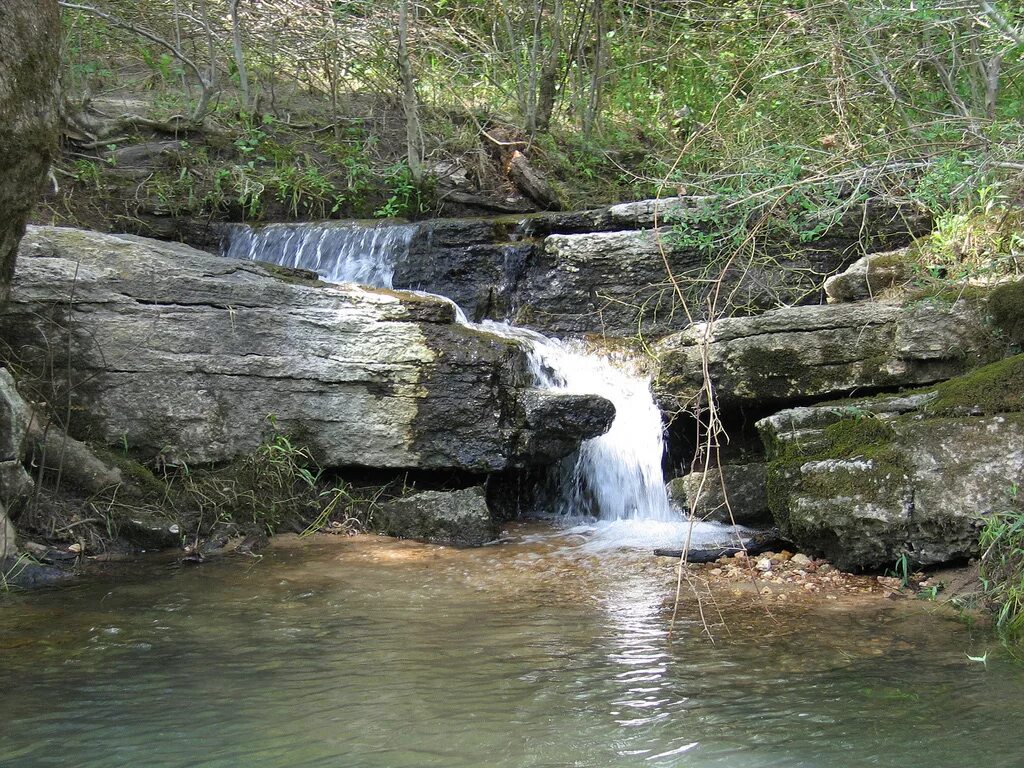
xmin=979 ymin=484 xmax=1024 ymax=638
xmin=889 ymin=552 xmax=913 ymax=589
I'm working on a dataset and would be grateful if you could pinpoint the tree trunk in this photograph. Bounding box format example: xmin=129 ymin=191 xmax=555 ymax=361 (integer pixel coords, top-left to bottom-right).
xmin=398 ymin=0 xmax=423 ymax=185
xmin=229 ymin=0 xmax=251 ymax=109
xmin=0 ymin=0 xmax=60 ymax=304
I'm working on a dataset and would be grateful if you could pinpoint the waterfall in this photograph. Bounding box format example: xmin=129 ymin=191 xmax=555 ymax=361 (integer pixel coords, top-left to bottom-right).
xmin=222 ymin=221 xmax=679 ymax=529
xmin=222 ymin=221 xmax=416 ymax=288
xmin=480 ymin=322 xmax=673 ymax=523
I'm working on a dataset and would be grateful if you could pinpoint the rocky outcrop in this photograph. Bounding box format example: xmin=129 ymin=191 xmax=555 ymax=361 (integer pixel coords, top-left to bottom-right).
xmin=2 ymin=227 xmax=614 ymax=472
xmin=378 ymin=486 xmax=497 ymax=546
xmin=655 ymin=298 xmax=1001 ymax=411
xmin=672 ymin=463 xmax=771 ymax=526
xmin=757 ymin=356 xmax=1024 ymax=570
xmin=392 ymin=197 xmax=929 ymax=336
xmin=0 ymin=0 xmax=60 ymax=304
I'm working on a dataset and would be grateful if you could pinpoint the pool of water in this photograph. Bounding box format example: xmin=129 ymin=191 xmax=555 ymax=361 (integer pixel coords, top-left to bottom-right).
xmin=1 ymin=524 xmax=1021 ymax=768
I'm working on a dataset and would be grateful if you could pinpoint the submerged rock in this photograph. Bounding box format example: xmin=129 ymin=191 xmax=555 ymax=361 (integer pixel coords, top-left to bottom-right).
xmin=378 ymin=486 xmax=497 ymax=546
xmin=2 ymin=227 xmax=613 ymax=472
xmin=758 ymin=356 xmax=1024 ymax=570
xmin=677 ymin=463 xmax=771 ymax=526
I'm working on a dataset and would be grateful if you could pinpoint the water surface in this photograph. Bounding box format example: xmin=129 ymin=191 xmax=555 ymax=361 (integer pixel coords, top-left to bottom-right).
xmin=1 ymin=525 xmax=1020 ymax=768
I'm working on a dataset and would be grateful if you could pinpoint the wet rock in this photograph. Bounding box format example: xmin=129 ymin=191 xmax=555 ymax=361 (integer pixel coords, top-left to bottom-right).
xmin=0 ymin=0 xmax=60 ymax=304
xmin=3 ymin=227 xmax=612 ymax=472
xmin=0 ymin=554 xmax=73 ymax=588
xmin=656 ymin=298 xmax=999 ymax=410
xmin=378 ymin=486 xmax=498 ymax=547
xmin=512 ymin=390 xmax=615 ymax=464
xmin=678 ymin=463 xmax=771 ymax=525
xmin=117 ymin=514 xmax=182 ymax=551
xmin=758 ymin=357 xmax=1024 ymax=570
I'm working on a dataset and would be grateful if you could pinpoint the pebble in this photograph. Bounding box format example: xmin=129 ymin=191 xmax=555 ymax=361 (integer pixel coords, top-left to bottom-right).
xmin=756 ymin=557 xmax=772 ymax=572
xmin=790 ymin=553 xmax=812 ymax=567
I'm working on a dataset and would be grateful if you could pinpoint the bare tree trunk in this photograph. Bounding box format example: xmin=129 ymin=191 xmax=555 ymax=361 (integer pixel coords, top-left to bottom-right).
xmin=398 ymin=0 xmax=423 ymax=184
xmin=582 ymin=0 xmax=605 ymax=138
xmin=229 ymin=0 xmax=251 ymax=109
xmin=535 ymin=0 xmax=562 ymax=132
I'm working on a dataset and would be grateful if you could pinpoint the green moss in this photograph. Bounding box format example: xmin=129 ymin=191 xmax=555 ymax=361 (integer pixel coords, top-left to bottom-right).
xmin=89 ymin=445 xmax=170 ymax=501
xmin=257 ymin=262 xmax=322 ymax=287
xmin=736 ymin=347 xmax=807 ymax=399
xmin=988 ymin=280 xmax=1024 ymax=348
xmin=923 ymin=353 xmax=1024 ymax=416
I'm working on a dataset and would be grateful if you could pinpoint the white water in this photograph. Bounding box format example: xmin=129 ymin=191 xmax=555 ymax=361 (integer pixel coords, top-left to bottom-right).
xmin=479 ymin=322 xmax=673 ymax=522
xmin=223 ymin=221 xmax=415 ymax=287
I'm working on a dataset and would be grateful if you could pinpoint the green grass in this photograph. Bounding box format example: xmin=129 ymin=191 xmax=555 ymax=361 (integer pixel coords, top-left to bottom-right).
xmin=979 ymin=485 xmax=1024 ymax=639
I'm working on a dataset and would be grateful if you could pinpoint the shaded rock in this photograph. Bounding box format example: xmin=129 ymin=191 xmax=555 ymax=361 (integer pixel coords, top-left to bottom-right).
xmin=378 ymin=486 xmax=497 ymax=546
xmin=3 ymin=227 xmax=612 ymax=471
xmin=26 ymin=415 xmax=130 ymax=498
xmin=0 ymin=0 xmax=60 ymax=304
xmin=758 ymin=356 xmax=1024 ymax=570
xmin=0 ymin=368 xmax=33 ymax=516
xmin=116 ymin=513 xmax=182 ymax=551
xmin=666 ymin=476 xmax=689 ymax=510
xmin=0 ymin=554 xmax=73 ymax=588
xmin=513 ymin=390 xmax=615 ymax=463
xmin=680 ymin=463 xmax=771 ymax=525
xmin=824 ymin=249 xmax=914 ymax=303
xmin=656 ymin=298 xmax=999 ymax=411
xmin=394 ymin=197 xmax=929 ymax=336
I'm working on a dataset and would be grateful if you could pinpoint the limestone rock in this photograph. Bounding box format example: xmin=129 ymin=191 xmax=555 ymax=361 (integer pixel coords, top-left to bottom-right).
xmin=393 ymin=197 xmax=929 ymax=336
xmin=758 ymin=357 xmax=1024 ymax=570
xmin=0 ymin=0 xmax=60 ymax=304
xmin=823 ymin=249 xmax=914 ymax=303
xmin=2 ymin=227 xmax=611 ymax=471
xmin=656 ymin=299 xmax=999 ymax=410
xmin=378 ymin=486 xmax=497 ymax=546
xmin=679 ymin=463 xmax=771 ymax=525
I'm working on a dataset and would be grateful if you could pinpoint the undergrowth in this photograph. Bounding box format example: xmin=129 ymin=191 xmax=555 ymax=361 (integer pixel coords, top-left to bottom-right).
xmin=979 ymin=484 xmax=1024 ymax=640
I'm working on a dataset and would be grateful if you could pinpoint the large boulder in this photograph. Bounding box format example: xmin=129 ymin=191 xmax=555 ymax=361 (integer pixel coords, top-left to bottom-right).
xmin=1 ymin=227 xmax=614 ymax=472
xmin=655 ymin=297 xmax=1004 ymax=411
xmin=377 ymin=486 xmax=497 ymax=546
xmin=0 ymin=0 xmax=60 ymax=303
xmin=757 ymin=356 xmax=1024 ymax=570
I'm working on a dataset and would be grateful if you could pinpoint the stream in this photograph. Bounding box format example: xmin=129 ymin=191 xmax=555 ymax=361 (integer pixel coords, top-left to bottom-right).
xmin=2 ymin=527 xmax=1022 ymax=768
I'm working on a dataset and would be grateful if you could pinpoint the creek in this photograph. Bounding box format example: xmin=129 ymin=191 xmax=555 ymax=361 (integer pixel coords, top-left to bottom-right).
xmin=2 ymin=529 xmax=1022 ymax=768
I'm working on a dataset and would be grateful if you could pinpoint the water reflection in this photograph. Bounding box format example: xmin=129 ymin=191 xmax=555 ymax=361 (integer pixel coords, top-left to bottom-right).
xmin=1 ymin=526 xmax=1022 ymax=768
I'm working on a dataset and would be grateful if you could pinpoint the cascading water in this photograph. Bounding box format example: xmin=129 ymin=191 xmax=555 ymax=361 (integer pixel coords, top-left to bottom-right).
xmin=222 ymin=220 xmax=740 ymax=548
xmin=223 ymin=221 xmax=416 ymax=288
xmin=479 ymin=322 xmax=673 ymax=522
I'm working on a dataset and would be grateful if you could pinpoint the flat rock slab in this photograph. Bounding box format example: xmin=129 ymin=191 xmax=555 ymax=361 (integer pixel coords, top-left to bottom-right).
xmin=2 ymin=227 xmax=613 ymax=471
xmin=655 ymin=299 xmax=1000 ymax=410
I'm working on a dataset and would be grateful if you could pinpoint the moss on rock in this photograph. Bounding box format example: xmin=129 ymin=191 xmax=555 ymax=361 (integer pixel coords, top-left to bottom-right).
xmin=923 ymin=353 xmax=1024 ymax=416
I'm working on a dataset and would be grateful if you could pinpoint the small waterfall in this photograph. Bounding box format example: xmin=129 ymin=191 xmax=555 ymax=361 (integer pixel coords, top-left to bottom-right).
xmin=223 ymin=221 xmax=416 ymax=288
xmin=481 ymin=322 xmax=674 ymax=523
xmin=223 ymin=221 xmax=695 ymax=543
